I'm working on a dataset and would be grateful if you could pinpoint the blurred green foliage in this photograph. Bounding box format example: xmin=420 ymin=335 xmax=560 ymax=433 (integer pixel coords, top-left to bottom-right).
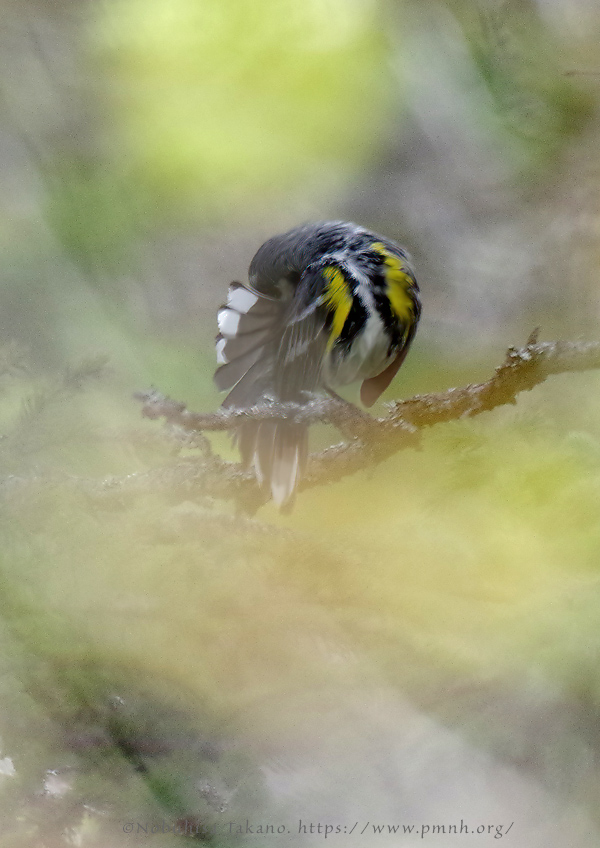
xmin=2 ymin=353 xmax=600 ymax=842
xmin=90 ymin=0 xmax=394 ymax=222
xmin=465 ymin=0 xmax=593 ymax=167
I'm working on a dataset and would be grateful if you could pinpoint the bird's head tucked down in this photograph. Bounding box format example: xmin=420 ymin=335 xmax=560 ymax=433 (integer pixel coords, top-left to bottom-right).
xmin=215 ymin=221 xmax=421 ymax=509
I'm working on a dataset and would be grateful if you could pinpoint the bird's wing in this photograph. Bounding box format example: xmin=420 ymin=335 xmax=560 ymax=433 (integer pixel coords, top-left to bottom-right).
xmin=273 ymin=267 xmax=330 ymax=401
xmin=215 ymin=282 xmax=283 ymax=406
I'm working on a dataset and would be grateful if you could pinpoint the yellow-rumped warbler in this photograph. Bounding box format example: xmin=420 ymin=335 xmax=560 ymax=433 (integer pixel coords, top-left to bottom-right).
xmin=215 ymin=221 xmax=421 ymax=508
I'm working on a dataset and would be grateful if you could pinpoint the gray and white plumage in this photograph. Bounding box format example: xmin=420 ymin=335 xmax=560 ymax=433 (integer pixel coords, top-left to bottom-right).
xmin=215 ymin=221 xmax=421 ymax=509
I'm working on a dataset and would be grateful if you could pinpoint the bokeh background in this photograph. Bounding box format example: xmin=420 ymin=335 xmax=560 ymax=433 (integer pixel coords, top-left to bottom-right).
xmin=1 ymin=0 xmax=600 ymax=845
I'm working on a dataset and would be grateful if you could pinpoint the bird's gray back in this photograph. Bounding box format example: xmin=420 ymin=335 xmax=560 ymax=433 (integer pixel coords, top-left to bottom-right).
xmin=248 ymin=221 xmax=369 ymax=294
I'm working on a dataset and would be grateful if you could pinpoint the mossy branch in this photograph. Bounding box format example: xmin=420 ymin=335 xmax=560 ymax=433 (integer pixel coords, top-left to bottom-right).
xmin=133 ymin=334 xmax=600 ymax=512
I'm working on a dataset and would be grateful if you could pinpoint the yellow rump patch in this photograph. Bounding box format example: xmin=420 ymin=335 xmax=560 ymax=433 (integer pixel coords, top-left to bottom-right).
xmin=322 ymin=266 xmax=352 ymax=350
xmin=372 ymin=242 xmax=414 ymax=323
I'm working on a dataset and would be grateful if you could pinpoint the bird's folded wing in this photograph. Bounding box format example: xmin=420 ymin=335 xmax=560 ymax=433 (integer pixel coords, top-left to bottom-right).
xmin=274 ymin=268 xmax=329 ymax=400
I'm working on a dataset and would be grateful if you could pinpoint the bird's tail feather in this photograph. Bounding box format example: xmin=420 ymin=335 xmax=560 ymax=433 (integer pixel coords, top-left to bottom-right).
xmin=238 ymin=420 xmax=308 ymax=510
xmin=215 ymin=281 xmax=308 ymax=508
xmin=214 ymin=282 xmax=282 ymax=406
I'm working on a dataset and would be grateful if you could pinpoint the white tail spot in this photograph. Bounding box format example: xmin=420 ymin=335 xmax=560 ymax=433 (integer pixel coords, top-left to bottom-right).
xmin=217 ymin=308 xmax=240 ymax=338
xmin=227 ymin=287 xmax=258 ymax=314
xmin=215 ymin=337 xmax=228 ymax=364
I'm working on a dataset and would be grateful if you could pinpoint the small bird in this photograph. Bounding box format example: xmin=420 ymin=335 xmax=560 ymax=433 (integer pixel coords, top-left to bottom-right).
xmin=215 ymin=221 xmax=421 ymax=509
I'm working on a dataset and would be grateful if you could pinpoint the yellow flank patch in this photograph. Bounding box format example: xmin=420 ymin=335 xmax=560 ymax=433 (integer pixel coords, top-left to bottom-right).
xmin=321 ymin=266 xmax=353 ymax=350
xmin=372 ymin=242 xmax=414 ymax=323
